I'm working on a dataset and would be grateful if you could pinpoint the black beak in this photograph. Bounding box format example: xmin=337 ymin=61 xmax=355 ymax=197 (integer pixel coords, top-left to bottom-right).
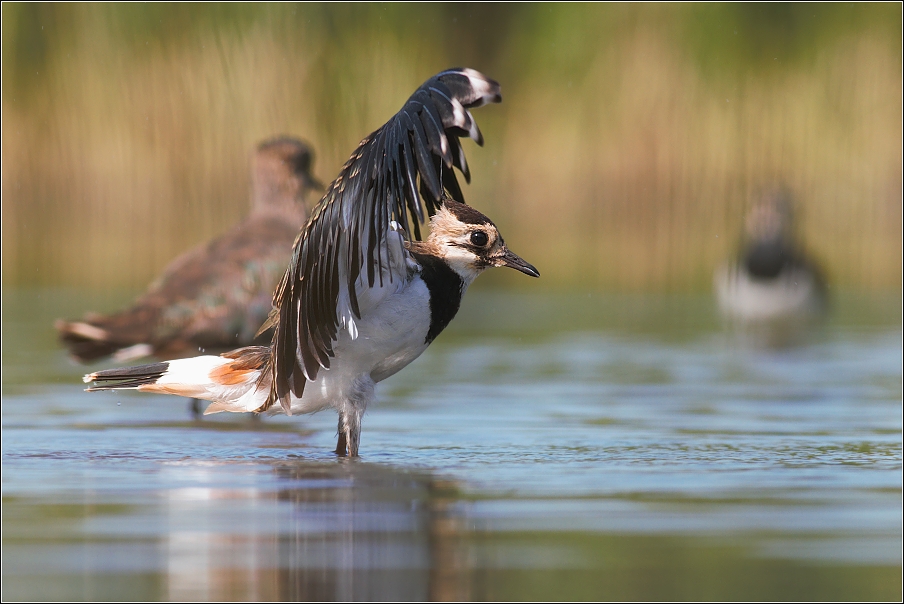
xmin=498 ymin=247 xmax=540 ymax=278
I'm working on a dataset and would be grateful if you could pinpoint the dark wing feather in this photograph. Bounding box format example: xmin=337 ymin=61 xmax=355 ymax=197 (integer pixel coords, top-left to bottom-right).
xmin=267 ymin=68 xmax=501 ymax=410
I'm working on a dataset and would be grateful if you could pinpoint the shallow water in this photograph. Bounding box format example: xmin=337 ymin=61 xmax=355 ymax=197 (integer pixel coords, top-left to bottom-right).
xmin=2 ymin=287 xmax=901 ymax=600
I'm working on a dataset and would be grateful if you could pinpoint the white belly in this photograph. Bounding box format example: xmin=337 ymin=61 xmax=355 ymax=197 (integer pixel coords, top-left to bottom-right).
xmin=287 ymin=276 xmax=432 ymax=415
xmin=714 ymin=263 xmax=823 ymax=321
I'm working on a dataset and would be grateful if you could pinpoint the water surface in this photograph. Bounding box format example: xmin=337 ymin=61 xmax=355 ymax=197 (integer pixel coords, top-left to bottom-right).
xmin=2 ymin=288 xmax=901 ymax=600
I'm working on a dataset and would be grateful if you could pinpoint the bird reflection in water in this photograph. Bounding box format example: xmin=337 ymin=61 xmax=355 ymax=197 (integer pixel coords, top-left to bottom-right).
xmin=162 ymin=461 xmax=470 ymax=601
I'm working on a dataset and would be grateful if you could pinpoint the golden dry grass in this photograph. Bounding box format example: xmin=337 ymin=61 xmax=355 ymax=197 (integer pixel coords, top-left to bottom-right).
xmin=2 ymin=5 xmax=901 ymax=291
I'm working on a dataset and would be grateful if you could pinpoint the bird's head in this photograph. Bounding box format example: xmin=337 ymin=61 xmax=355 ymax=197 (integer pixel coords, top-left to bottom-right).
xmin=425 ymin=201 xmax=540 ymax=283
xmin=252 ymin=137 xmax=323 ymax=216
xmin=745 ymin=186 xmax=794 ymax=244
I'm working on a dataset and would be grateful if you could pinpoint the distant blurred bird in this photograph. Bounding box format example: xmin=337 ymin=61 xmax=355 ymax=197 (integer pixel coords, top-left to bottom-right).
xmin=56 ymin=137 xmax=322 ymax=365
xmin=83 ymin=68 xmax=539 ymax=456
xmin=714 ymin=187 xmax=827 ymax=322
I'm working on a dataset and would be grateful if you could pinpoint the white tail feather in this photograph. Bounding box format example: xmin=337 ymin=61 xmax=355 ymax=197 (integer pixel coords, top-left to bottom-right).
xmin=84 ymin=350 xmax=270 ymax=414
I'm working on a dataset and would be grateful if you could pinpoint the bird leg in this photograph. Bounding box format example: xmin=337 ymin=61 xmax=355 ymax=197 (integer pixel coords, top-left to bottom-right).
xmin=335 ymin=413 xmax=348 ymax=456
xmin=189 ymin=398 xmax=203 ymax=419
xmin=335 ymin=409 xmax=362 ymax=457
xmin=334 ymin=378 xmax=371 ymax=456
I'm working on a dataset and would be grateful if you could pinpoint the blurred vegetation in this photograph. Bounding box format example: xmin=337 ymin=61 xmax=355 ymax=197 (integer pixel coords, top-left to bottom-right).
xmin=2 ymin=3 xmax=901 ymax=291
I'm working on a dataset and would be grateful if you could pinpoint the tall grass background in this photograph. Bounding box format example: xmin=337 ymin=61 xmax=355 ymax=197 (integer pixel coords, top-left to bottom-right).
xmin=2 ymin=4 xmax=901 ymax=291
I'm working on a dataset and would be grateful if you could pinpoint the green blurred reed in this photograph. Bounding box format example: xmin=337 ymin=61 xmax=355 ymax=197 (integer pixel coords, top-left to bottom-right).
xmin=2 ymin=4 xmax=901 ymax=291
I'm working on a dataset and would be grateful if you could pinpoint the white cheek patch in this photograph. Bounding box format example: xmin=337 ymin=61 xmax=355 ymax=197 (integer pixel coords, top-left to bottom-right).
xmin=441 ymin=246 xmax=482 ymax=283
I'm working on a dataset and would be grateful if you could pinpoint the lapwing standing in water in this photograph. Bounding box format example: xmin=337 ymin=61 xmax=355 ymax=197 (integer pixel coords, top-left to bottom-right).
xmin=83 ymin=68 xmax=540 ymax=456
xmin=714 ymin=187 xmax=827 ymax=322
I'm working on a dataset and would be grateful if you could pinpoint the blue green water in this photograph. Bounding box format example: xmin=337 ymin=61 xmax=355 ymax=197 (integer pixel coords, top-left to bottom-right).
xmin=2 ymin=288 xmax=901 ymax=600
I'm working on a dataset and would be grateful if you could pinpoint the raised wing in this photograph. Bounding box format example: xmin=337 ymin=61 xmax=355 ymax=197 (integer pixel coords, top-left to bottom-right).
xmin=269 ymin=68 xmax=501 ymax=411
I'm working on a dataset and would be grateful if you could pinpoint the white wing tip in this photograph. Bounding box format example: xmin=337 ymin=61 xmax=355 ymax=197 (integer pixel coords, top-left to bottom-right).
xmin=112 ymin=343 xmax=154 ymax=362
xmin=64 ymin=321 xmax=109 ymax=341
xmin=461 ymin=68 xmax=497 ymax=106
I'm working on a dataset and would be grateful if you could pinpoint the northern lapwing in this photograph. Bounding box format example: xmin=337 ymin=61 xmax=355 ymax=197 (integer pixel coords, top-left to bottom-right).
xmin=83 ymin=69 xmax=539 ymax=456
xmin=715 ymin=187 xmax=827 ymax=322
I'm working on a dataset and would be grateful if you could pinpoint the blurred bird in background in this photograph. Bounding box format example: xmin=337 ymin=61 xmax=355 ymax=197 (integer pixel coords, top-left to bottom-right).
xmin=56 ymin=136 xmax=322 ymax=385
xmin=714 ymin=186 xmax=827 ymax=328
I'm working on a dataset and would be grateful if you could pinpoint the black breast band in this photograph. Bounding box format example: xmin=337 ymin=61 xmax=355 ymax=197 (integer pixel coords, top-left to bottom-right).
xmin=409 ymin=252 xmax=464 ymax=343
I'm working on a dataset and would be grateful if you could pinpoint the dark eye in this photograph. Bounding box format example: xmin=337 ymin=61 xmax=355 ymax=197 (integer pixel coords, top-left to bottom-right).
xmin=470 ymin=231 xmax=489 ymax=247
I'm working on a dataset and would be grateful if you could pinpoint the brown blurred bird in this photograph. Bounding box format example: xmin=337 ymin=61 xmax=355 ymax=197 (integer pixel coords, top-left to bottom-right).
xmin=56 ymin=136 xmax=322 ymax=365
